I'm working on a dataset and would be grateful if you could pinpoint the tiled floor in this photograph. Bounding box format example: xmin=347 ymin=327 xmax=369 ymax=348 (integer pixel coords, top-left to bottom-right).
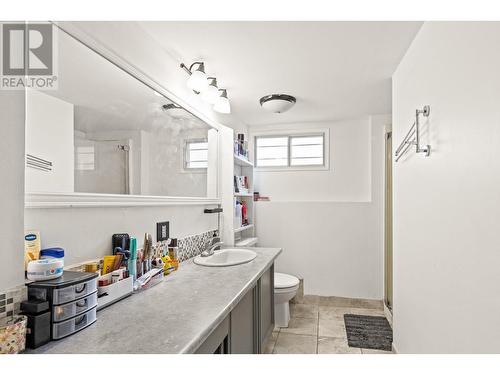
xmin=264 ymin=296 xmax=394 ymax=354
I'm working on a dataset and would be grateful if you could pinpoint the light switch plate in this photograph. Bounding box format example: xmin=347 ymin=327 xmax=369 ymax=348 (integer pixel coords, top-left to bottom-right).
xmin=156 ymin=221 xmax=169 ymax=242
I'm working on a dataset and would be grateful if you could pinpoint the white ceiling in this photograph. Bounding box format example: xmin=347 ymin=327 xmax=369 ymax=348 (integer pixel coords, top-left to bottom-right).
xmin=139 ymin=21 xmax=422 ymax=126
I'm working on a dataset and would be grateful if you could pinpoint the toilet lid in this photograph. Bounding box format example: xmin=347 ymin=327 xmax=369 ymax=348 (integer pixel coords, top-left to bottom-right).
xmin=274 ymin=272 xmax=300 ymax=289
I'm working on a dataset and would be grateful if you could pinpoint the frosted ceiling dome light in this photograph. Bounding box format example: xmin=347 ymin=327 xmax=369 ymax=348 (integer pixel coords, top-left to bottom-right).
xmin=161 ymin=104 xmax=193 ymax=120
xmin=213 ymin=89 xmax=231 ymax=114
xmin=182 ymin=62 xmax=208 ymax=92
xmin=201 ymin=77 xmax=219 ymax=104
xmin=259 ymin=94 xmax=296 ymax=113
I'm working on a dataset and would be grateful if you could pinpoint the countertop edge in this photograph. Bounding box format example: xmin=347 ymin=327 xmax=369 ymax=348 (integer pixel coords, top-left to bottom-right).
xmin=180 ymin=247 xmax=282 ymax=353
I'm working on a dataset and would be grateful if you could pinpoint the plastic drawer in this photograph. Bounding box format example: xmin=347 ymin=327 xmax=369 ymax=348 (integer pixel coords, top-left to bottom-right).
xmin=52 ymin=291 xmax=98 ymax=322
xmin=52 ymin=278 xmax=97 ymax=305
xmin=52 ymin=307 xmax=97 ymax=340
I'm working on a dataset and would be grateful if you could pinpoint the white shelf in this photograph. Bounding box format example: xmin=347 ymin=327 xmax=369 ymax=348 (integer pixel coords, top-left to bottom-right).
xmin=235 ymin=237 xmax=258 ymax=247
xmin=234 ymin=192 xmax=253 ymax=197
xmin=234 ymin=224 xmax=254 ymax=233
xmin=234 ymin=154 xmax=254 ymax=167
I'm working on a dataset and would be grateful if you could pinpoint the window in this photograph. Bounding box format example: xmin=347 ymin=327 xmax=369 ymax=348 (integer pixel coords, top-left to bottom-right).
xmin=255 ymin=133 xmax=325 ymax=168
xmin=184 ymin=139 xmax=208 ymax=169
xmin=75 ymin=146 xmax=95 ymax=171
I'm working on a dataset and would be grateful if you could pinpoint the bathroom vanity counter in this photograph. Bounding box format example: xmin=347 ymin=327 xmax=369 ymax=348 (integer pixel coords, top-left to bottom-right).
xmin=29 ymin=247 xmax=281 ymax=354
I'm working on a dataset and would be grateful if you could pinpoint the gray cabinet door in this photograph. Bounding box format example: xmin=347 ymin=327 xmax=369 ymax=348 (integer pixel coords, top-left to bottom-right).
xmin=259 ymin=265 xmax=274 ymax=352
xmin=230 ymin=287 xmax=257 ymax=354
xmin=195 ymin=315 xmax=230 ymax=354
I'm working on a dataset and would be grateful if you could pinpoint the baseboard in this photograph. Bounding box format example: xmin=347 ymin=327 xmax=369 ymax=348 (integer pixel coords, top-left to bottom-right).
xmin=392 ymin=342 xmax=398 ymax=354
xmin=383 ymin=303 xmax=393 ymax=328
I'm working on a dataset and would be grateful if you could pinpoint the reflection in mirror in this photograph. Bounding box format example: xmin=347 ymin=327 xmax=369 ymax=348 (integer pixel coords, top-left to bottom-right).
xmin=25 ymin=25 xmax=218 ymax=199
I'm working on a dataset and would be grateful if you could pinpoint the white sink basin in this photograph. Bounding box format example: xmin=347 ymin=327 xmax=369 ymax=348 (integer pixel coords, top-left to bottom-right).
xmin=193 ymin=248 xmax=257 ymax=267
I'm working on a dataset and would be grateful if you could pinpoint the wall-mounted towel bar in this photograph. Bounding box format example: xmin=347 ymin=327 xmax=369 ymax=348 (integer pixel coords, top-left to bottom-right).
xmin=26 ymin=154 xmax=53 ymax=172
xmin=395 ymin=105 xmax=431 ymax=162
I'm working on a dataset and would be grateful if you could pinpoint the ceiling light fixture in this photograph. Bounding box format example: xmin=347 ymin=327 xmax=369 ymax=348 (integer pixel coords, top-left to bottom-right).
xmin=180 ymin=62 xmax=208 ymax=93
xmin=161 ymin=103 xmax=192 ymax=120
xmin=213 ymin=89 xmax=231 ymax=114
xmin=201 ymin=77 xmax=219 ymax=105
xmin=259 ymin=94 xmax=296 ymax=113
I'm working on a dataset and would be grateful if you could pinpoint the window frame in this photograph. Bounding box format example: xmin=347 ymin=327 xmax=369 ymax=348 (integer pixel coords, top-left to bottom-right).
xmin=183 ymin=138 xmax=209 ymax=172
xmin=253 ymin=128 xmax=330 ymax=172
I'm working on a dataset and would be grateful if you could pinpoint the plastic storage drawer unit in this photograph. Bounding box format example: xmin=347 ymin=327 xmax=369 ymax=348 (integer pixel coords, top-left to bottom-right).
xmin=52 ymin=307 xmax=97 ymax=340
xmin=52 ymin=291 xmax=98 ymax=322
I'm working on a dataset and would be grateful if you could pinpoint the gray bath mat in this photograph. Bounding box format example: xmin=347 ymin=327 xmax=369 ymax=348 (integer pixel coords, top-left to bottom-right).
xmin=344 ymin=314 xmax=393 ymax=351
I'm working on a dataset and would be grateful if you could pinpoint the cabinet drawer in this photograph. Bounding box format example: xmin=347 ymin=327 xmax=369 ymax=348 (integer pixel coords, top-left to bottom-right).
xmin=52 ymin=291 xmax=97 ymax=322
xmin=52 ymin=307 xmax=97 ymax=340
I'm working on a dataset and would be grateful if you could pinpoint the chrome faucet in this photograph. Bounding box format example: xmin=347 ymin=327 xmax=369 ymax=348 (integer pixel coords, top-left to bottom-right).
xmin=201 ymin=239 xmax=224 ymax=257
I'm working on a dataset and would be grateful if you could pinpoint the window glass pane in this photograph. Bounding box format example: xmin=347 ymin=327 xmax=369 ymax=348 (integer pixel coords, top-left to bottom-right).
xmin=257 ymin=137 xmax=288 ymax=147
xmin=75 ymin=146 xmax=95 ymax=171
xmin=291 ymin=157 xmax=324 ymax=166
xmin=257 ymin=145 xmax=287 ymax=160
xmin=189 ymin=142 xmax=208 ymax=150
xmin=185 ymin=140 xmax=208 ymax=169
xmin=189 ymin=149 xmax=208 ymax=162
xmin=256 ymin=136 xmax=289 ymax=167
xmin=291 ymin=136 xmax=323 ymax=146
xmin=291 ymin=144 xmax=323 ymax=158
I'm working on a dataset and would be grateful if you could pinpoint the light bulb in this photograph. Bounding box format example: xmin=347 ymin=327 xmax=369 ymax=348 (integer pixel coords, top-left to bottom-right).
xmin=202 ymin=78 xmax=219 ymax=104
xmin=213 ymin=89 xmax=231 ymax=114
xmin=187 ymin=69 xmax=208 ymax=92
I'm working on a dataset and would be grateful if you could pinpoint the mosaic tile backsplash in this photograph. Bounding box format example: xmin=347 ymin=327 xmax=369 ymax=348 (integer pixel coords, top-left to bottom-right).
xmin=178 ymin=229 xmax=218 ymax=262
xmin=0 ymin=285 xmax=27 ymax=321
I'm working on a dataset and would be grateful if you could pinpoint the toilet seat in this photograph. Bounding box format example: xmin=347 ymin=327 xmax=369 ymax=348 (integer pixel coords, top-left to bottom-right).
xmin=274 ymin=272 xmax=300 ymax=289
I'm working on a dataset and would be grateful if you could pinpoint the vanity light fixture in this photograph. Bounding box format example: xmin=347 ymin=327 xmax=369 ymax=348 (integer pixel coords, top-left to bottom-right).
xmin=180 ymin=61 xmax=232 ymax=114
xmin=180 ymin=62 xmax=208 ymax=92
xmin=259 ymin=94 xmax=296 ymax=113
xmin=201 ymin=77 xmax=220 ymax=105
xmin=213 ymin=89 xmax=231 ymax=114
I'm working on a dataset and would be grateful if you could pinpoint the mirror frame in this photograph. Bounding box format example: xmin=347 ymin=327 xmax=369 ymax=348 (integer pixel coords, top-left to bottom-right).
xmin=25 ymin=22 xmax=222 ymax=208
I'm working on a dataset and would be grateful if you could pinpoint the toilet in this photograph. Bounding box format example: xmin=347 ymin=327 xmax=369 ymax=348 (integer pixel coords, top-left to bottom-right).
xmin=274 ymin=272 xmax=300 ymax=328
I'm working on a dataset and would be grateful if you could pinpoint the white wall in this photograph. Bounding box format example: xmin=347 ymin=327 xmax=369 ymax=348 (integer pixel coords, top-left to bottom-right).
xmin=25 ymin=90 xmax=74 ymax=193
xmin=252 ymin=116 xmax=388 ymax=298
xmin=392 ymin=22 xmax=500 ymax=353
xmin=0 ymin=89 xmax=25 ymax=290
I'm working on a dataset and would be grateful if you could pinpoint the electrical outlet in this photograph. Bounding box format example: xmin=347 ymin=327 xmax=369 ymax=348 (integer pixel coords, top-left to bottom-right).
xmin=156 ymin=221 xmax=169 ymax=242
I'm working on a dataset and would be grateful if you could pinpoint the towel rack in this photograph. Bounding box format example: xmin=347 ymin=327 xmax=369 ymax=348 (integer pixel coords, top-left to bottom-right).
xmin=26 ymin=154 xmax=53 ymax=172
xmin=395 ymin=105 xmax=431 ymax=162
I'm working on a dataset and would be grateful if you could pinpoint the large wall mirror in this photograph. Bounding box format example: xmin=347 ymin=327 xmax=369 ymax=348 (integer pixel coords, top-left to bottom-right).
xmin=25 ymin=25 xmax=219 ymax=205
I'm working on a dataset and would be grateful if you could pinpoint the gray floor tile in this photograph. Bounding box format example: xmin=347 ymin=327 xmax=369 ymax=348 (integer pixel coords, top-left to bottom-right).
xmin=318 ymin=337 xmax=361 ymax=354
xmin=273 ymin=333 xmax=317 ymax=354
xmin=319 ymin=296 xmax=383 ymax=310
xmin=292 ymin=294 xmax=319 ymax=305
xmin=348 ymin=307 xmax=385 ymax=316
xmin=319 ymin=296 xmax=356 ymax=307
xmin=318 ymin=317 xmax=346 ymax=338
xmin=319 ymin=306 xmax=385 ymax=321
xmin=280 ymin=317 xmax=318 ymax=336
xmin=290 ymin=303 xmax=319 ymax=319
xmin=319 ymin=306 xmax=351 ymax=320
